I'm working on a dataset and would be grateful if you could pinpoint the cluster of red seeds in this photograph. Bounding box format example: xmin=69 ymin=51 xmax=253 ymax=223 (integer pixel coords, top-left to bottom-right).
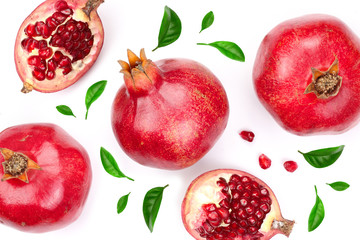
xmin=20 ymin=0 xmax=94 ymax=81
xmin=196 ymin=174 xmax=272 ymax=240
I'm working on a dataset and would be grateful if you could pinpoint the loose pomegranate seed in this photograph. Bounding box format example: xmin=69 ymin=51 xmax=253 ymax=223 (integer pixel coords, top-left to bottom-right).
xmin=239 ymin=130 xmax=255 ymax=142
xmin=196 ymin=174 xmax=272 ymax=239
xmin=259 ymin=154 xmax=271 ymax=169
xmin=283 ymin=160 xmax=298 ymax=172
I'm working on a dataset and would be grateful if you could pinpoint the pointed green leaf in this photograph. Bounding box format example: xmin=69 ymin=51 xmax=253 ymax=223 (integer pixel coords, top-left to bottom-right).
xmin=200 ymin=11 xmax=214 ymax=33
xmin=327 ymin=181 xmax=350 ymax=191
xmin=56 ymin=105 xmax=76 ymax=117
xmin=308 ymin=186 xmax=325 ymax=232
xmin=153 ymin=6 xmax=182 ymax=51
xmin=298 ymin=145 xmax=344 ymax=168
xmin=143 ymin=184 xmax=169 ymax=232
xmin=100 ymin=147 xmax=134 ymax=181
xmin=197 ymin=41 xmax=245 ymax=62
xmin=85 ymin=80 xmax=107 ymax=119
xmin=117 ymin=192 xmax=131 ymax=214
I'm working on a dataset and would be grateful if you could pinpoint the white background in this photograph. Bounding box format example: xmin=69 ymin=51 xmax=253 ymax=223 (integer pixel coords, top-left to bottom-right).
xmin=1 ymin=0 xmax=359 ymax=239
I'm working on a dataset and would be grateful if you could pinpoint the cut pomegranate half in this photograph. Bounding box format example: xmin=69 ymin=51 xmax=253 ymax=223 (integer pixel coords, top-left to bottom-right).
xmin=182 ymin=169 xmax=294 ymax=240
xmin=14 ymin=0 xmax=104 ymax=93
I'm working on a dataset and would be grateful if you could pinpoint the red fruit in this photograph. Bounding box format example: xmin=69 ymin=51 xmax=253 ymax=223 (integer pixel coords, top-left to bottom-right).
xmin=111 ymin=49 xmax=229 ymax=170
xmin=239 ymin=130 xmax=255 ymax=142
xmin=182 ymin=169 xmax=294 ymax=240
xmin=15 ymin=0 xmax=104 ymax=93
xmin=283 ymin=161 xmax=298 ymax=172
xmin=259 ymin=154 xmax=271 ymax=170
xmin=253 ymin=14 xmax=360 ymax=135
xmin=0 ymin=123 xmax=92 ymax=233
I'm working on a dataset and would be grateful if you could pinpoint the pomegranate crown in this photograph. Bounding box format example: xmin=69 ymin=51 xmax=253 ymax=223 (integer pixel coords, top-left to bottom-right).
xmin=118 ymin=49 xmax=160 ymax=95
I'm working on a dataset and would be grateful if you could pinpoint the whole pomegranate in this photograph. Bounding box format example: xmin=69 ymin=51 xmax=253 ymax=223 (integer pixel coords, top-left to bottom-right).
xmin=111 ymin=49 xmax=229 ymax=170
xmin=0 ymin=123 xmax=92 ymax=233
xmin=182 ymin=169 xmax=294 ymax=240
xmin=15 ymin=0 xmax=104 ymax=93
xmin=253 ymin=14 xmax=360 ymax=135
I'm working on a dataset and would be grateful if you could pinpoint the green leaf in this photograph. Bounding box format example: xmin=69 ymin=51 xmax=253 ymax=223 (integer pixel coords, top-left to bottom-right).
xmin=153 ymin=6 xmax=182 ymax=51
xmin=308 ymin=186 xmax=325 ymax=232
xmin=327 ymin=181 xmax=350 ymax=191
xmin=197 ymin=41 xmax=245 ymax=62
xmin=143 ymin=184 xmax=169 ymax=232
xmin=56 ymin=105 xmax=76 ymax=118
xmin=85 ymin=80 xmax=107 ymax=119
xmin=100 ymin=147 xmax=134 ymax=181
xmin=298 ymin=145 xmax=345 ymax=168
xmin=200 ymin=11 xmax=214 ymax=33
xmin=117 ymin=192 xmax=130 ymax=214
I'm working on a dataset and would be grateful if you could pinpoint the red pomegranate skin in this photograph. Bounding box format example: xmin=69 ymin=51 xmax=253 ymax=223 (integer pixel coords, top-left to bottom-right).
xmin=253 ymin=14 xmax=360 ymax=135
xmin=0 ymin=123 xmax=92 ymax=233
xmin=112 ymin=50 xmax=229 ymax=170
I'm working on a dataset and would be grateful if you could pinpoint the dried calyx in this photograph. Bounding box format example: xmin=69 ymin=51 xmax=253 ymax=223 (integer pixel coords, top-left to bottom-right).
xmin=304 ymin=58 xmax=342 ymax=99
xmin=1 ymin=148 xmax=41 ymax=183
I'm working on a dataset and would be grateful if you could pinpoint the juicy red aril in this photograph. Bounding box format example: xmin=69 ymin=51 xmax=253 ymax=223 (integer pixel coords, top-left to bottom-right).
xmin=21 ymin=0 xmax=94 ymax=81
xmin=39 ymin=47 xmax=53 ymax=59
xmin=284 ymin=160 xmax=298 ymax=172
xmin=239 ymin=130 xmax=255 ymax=142
xmin=32 ymin=69 xmax=45 ymax=81
xmin=195 ymin=174 xmax=272 ymax=239
xmin=259 ymin=154 xmax=271 ymax=169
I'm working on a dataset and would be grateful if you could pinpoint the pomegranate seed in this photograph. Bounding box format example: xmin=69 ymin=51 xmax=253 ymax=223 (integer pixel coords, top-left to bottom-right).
xmin=259 ymin=154 xmax=271 ymax=169
xmin=52 ymin=12 xmax=67 ymax=24
xmin=216 ymin=207 xmax=229 ymax=220
xmin=259 ymin=203 xmax=271 ymax=213
xmin=38 ymin=60 xmax=47 ymax=71
xmin=55 ymin=0 xmax=69 ymax=11
xmin=39 ymin=47 xmax=53 ymax=59
xmin=34 ymin=21 xmax=46 ymax=36
xmin=27 ymin=56 xmax=41 ymax=66
xmin=24 ymin=24 xmax=37 ymax=37
xmin=46 ymin=17 xmax=59 ymax=31
xmin=38 ymin=40 xmax=47 ymax=49
xmin=66 ymin=21 xmax=77 ymax=32
xmin=48 ymin=59 xmax=57 ymax=71
xmin=59 ymin=56 xmax=71 ymax=68
xmin=239 ymin=130 xmax=255 ymax=142
xmin=203 ymin=203 xmax=217 ymax=212
xmin=46 ymin=70 xmax=55 ymax=80
xmin=284 ymin=160 xmax=298 ymax=172
xmin=76 ymin=22 xmax=86 ymax=31
xmin=208 ymin=211 xmax=220 ymax=221
xmin=62 ymin=67 xmax=72 ymax=75
xmin=72 ymin=31 xmax=80 ymax=41
xmin=32 ymin=69 xmax=45 ymax=81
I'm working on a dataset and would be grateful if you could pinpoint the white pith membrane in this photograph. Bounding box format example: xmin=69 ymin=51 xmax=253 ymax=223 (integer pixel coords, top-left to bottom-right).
xmin=16 ymin=0 xmax=103 ymax=92
xmin=182 ymin=170 xmax=290 ymax=240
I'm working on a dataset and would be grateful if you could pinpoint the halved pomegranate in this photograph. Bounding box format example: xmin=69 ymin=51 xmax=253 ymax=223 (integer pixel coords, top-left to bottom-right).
xmin=182 ymin=169 xmax=294 ymax=240
xmin=14 ymin=0 xmax=104 ymax=93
